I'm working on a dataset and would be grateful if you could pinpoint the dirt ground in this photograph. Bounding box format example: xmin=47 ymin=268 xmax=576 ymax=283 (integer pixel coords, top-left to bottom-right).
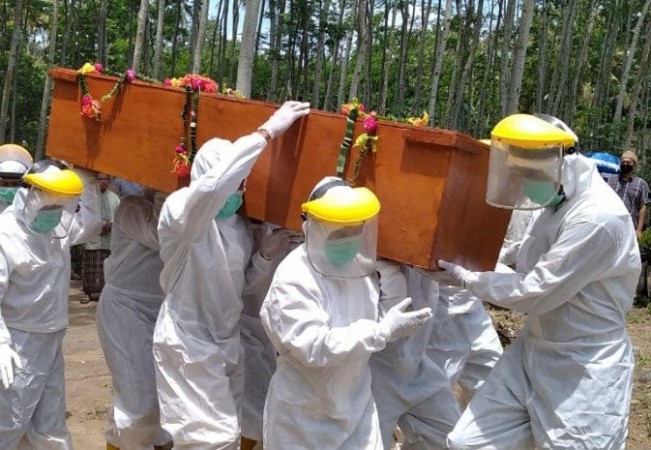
xmin=63 ymin=281 xmax=651 ymax=449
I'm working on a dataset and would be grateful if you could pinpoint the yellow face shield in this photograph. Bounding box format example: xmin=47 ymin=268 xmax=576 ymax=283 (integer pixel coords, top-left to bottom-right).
xmin=486 ymin=114 xmax=576 ymax=210
xmin=302 ymin=185 xmax=381 ymax=279
xmin=23 ymin=166 xmax=84 ymax=196
xmin=301 ymin=186 xmax=381 ymax=225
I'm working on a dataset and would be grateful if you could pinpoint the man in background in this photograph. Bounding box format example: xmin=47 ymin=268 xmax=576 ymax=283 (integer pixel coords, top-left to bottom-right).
xmin=81 ymin=173 xmax=120 ymax=303
xmin=608 ymin=149 xmax=650 ymax=237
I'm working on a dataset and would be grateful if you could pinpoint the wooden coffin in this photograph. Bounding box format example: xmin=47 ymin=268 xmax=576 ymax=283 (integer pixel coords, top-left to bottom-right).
xmin=46 ymin=67 xmax=511 ymax=270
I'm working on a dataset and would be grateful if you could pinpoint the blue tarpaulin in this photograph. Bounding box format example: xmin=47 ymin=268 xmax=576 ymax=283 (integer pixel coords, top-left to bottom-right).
xmin=586 ymin=151 xmax=620 ymax=175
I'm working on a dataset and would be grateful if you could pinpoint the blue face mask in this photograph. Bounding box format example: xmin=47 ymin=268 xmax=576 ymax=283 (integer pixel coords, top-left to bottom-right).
xmin=216 ymin=192 xmax=244 ymax=219
xmin=0 ymin=187 xmax=18 ymax=205
xmin=523 ymin=179 xmax=564 ymax=207
xmin=324 ymin=236 xmax=362 ymax=266
xmin=31 ymin=208 xmax=63 ymax=233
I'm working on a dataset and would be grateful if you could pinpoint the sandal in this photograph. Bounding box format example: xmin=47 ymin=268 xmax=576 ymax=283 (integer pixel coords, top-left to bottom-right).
xmin=80 ymin=296 xmax=90 ymax=304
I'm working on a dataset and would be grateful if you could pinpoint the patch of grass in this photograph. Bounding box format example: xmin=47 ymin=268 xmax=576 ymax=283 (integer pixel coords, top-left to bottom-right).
xmin=628 ymin=307 xmax=651 ymax=324
xmin=639 ymin=355 xmax=651 ymax=370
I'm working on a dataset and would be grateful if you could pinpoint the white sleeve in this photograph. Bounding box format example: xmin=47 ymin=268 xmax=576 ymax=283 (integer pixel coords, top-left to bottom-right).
xmin=0 ymin=251 xmax=11 ymax=345
xmin=468 ymin=220 xmax=623 ymax=315
xmin=260 ymin=274 xmax=386 ymax=368
xmin=159 ymin=133 xmax=266 ymax=243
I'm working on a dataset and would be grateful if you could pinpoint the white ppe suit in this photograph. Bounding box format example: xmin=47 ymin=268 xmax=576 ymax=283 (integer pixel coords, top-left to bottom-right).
xmin=239 ymin=224 xmax=294 ymax=442
xmin=152 ymin=134 xmax=271 ymax=449
xmin=0 ymin=176 xmax=101 ymax=449
xmin=429 ymin=284 xmax=502 ymax=407
xmin=447 ymin=154 xmax=640 ymax=450
xmin=96 ymin=195 xmax=172 ymax=449
xmin=370 ymin=265 xmax=462 ymax=450
xmin=260 ymin=244 xmax=391 ymax=449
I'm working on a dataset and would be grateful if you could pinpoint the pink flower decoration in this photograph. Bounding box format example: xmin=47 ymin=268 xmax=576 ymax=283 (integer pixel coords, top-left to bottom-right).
xmin=163 ymin=78 xmax=172 ymax=86
xmin=94 ymin=63 xmax=103 ymax=73
xmin=125 ymin=69 xmax=136 ymax=82
xmin=203 ymin=81 xmax=217 ymax=94
xmin=82 ymin=94 xmax=93 ymax=106
xmin=363 ymin=114 xmax=378 ymax=134
xmin=175 ymin=144 xmax=186 ymax=154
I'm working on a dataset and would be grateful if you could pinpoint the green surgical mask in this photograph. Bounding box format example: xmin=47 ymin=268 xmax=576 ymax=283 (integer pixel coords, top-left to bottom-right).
xmin=0 ymin=187 xmax=18 ymax=205
xmin=324 ymin=236 xmax=362 ymax=266
xmin=216 ymin=192 xmax=244 ymax=219
xmin=31 ymin=208 xmax=63 ymax=233
xmin=523 ymin=179 xmax=564 ymax=207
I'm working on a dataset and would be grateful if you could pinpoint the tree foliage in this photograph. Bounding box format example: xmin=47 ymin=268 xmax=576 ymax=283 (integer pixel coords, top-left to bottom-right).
xmin=2 ymin=0 xmax=651 ymax=170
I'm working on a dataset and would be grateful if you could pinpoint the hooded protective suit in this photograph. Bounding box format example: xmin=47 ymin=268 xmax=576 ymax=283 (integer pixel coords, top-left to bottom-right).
xmin=260 ymin=244 xmax=387 ymax=449
xmin=429 ymin=284 xmax=502 ymax=407
xmin=152 ymin=134 xmax=272 ymax=448
xmin=96 ymin=195 xmax=172 ymax=449
xmin=446 ymin=154 xmax=640 ymax=450
xmin=370 ymin=265 xmax=462 ymax=450
xmin=0 ymin=173 xmax=100 ymax=449
xmin=239 ymin=223 xmax=298 ymax=443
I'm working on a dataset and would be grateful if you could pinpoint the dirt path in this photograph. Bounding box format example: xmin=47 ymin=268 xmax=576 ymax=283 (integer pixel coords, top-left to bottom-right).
xmin=65 ymin=280 xmax=111 ymax=449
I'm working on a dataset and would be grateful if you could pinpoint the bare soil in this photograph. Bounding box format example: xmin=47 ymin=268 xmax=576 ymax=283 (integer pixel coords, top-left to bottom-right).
xmin=63 ymin=281 xmax=651 ymax=449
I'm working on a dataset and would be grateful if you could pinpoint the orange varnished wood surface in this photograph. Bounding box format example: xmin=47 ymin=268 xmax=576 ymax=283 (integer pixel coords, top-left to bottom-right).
xmin=46 ymin=67 xmax=511 ymax=270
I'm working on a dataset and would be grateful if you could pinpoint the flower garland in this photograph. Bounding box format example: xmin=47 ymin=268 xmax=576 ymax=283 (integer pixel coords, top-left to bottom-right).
xmin=167 ymin=74 xmax=246 ymax=177
xmin=351 ymin=112 xmax=379 ymax=186
xmin=336 ymin=102 xmax=430 ymax=184
xmin=77 ymin=62 xmax=135 ymax=121
xmin=405 ymin=111 xmax=429 ymax=127
xmin=336 ymin=98 xmax=366 ymax=178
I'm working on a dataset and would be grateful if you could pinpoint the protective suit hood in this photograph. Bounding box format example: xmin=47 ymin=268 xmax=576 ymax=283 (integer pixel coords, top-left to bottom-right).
xmin=11 ymin=187 xmax=77 ymax=237
xmin=11 ymin=187 xmax=30 ymax=226
xmin=190 ymin=138 xmax=231 ymax=182
xmin=560 ymin=154 xmax=598 ymax=200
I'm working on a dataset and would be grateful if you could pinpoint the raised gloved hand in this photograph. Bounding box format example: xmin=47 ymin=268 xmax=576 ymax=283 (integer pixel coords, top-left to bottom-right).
xmin=259 ymin=228 xmax=303 ymax=261
xmin=258 ymin=101 xmax=311 ymax=139
xmin=0 ymin=343 xmax=22 ymax=389
xmin=377 ymin=297 xmax=433 ymax=343
xmin=437 ymin=259 xmax=478 ymax=288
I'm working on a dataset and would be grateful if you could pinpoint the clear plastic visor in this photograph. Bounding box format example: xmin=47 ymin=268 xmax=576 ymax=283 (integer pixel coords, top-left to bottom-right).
xmin=485 ymin=140 xmax=563 ymax=210
xmin=24 ymin=188 xmax=80 ymax=237
xmin=305 ymin=215 xmax=378 ymax=279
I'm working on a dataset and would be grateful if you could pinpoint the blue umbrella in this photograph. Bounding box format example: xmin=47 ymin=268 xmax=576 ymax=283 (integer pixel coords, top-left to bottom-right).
xmin=586 ymin=151 xmax=620 ymax=175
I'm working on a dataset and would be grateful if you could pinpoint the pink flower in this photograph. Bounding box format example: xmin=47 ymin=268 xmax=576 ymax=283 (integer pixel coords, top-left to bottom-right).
xmin=175 ymin=144 xmax=186 ymax=154
xmin=125 ymin=69 xmax=136 ymax=82
xmin=94 ymin=63 xmax=103 ymax=73
xmin=203 ymin=81 xmax=217 ymax=94
xmin=163 ymin=78 xmax=172 ymax=86
xmin=173 ymin=160 xmax=191 ymax=177
xmin=363 ymin=113 xmax=378 ymax=134
xmin=81 ymin=95 xmax=101 ymax=120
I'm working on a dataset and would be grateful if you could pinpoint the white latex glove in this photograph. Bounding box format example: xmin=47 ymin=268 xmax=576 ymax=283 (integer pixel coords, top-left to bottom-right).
xmin=377 ymin=297 xmax=433 ymax=343
xmin=0 ymin=343 xmax=22 ymax=389
xmin=258 ymin=101 xmax=311 ymax=139
xmin=437 ymin=259 xmax=478 ymax=288
xmin=259 ymin=228 xmax=303 ymax=261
